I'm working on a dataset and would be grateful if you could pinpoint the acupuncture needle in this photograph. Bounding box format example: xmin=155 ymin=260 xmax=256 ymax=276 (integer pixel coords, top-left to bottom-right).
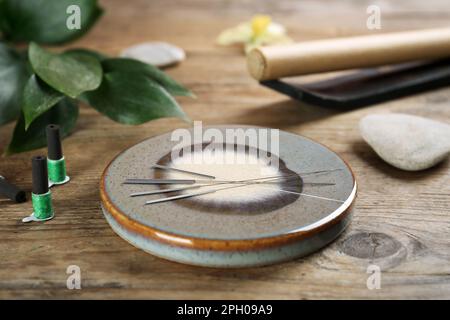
xmin=140 ymin=169 xmax=341 ymax=204
xmin=124 ymin=168 xmax=342 ymax=185
xmin=145 ymin=183 xmax=258 ymax=205
xmin=298 ymin=168 xmax=342 ymax=176
xmin=131 ymin=178 xmax=334 ymax=197
xmin=124 ymin=173 xmax=294 ymax=185
xmin=152 ymin=164 xmax=216 ymax=179
xmin=153 ymin=165 xmax=341 ymax=179
xmin=258 ymin=186 xmax=345 ymax=203
xmin=144 ymin=182 xmax=343 ymax=205
xmin=124 ymin=178 xmax=197 ymax=185
xmin=131 ymin=174 xmax=296 ymax=197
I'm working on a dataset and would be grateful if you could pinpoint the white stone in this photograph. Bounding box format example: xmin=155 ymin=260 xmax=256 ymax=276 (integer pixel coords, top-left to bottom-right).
xmin=120 ymin=42 xmax=185 ymax=67
xmin=359 ymin=113 xmax=450 ymax=171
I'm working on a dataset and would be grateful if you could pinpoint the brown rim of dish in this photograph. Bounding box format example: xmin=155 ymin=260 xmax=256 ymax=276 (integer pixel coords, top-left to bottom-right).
xmin=99 ymin=132 xmax=357 ymax=252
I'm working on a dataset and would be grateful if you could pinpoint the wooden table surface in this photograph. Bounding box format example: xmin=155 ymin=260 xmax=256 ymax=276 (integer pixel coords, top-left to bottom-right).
xmin=1 ymin=0 xmax=449 ymax=299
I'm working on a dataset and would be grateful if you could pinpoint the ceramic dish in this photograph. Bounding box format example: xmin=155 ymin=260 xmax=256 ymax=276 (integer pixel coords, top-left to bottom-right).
xmin=100 ymin=126 xmax=356 ymax=267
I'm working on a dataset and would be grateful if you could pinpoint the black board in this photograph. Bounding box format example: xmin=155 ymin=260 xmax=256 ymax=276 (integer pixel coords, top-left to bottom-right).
xmin=261 ymin=59 xmax=450 ymax=109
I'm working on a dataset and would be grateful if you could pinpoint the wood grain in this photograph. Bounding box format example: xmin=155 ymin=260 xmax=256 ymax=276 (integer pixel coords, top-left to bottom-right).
xmin=0 ymin=0 xmax=449 ymax=299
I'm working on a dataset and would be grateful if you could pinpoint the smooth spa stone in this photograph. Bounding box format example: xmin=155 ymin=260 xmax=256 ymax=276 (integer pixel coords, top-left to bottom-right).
xmin=359 ymin=113 xmax=450 ymax=171
xmin=100 ymin=126 xmax=357 ymax=268
xmin=120 ymin=42 xmax=185 ymax=67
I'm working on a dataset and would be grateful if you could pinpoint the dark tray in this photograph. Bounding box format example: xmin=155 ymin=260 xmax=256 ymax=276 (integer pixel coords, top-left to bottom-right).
xmin=260 ymin=59 xmax=450 ymax=109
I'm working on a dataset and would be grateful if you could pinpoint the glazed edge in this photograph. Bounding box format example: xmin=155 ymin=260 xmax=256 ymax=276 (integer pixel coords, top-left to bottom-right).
xmin=102 ymin=204 xmax=352 ymax=268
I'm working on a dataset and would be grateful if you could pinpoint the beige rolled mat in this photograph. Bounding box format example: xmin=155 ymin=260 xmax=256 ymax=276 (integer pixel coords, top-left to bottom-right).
xmin=247 ymin=27 xmax=450 ymax=81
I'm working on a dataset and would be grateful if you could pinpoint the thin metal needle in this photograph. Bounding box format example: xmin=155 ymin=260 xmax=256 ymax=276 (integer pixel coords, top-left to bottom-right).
xmin=124 ymin=174 xmax=296 ymax=185
xmin=145 ymin=189 xmax=215 ymax=205
xmin=132 ymin=185 xmax=201 ymax=197
xmin=299 ymin=168 xmax=342 ymax=176
xmin=130 ymin=181 xmax=334 ymax=197
xmin=124 ymin=179 xmax=197 ymax=185
xmin=152 ymin=164 xmax=216 ymax=179
xmin=125 ymin=168 xmax=343 ymax=185
xmin=259 ymin=186 xmax=344 ymax=203
xmin=131 ymin=175 xmax=296 ymax=197
xmin=130 ymin=176 xmax=298 ymax=197
xmin=144 ymin=184 xmax=250 ymax=205
xmin=143 ymin=182 xmax=343 ymax=205
xmin=136 ymin=166 xmax=344 ymax=204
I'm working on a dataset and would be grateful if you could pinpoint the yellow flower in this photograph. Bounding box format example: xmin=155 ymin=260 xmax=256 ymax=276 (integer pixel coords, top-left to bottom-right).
xmin=217 ymin=14 xmax=292 ymax=53
xmin=251 ymin=15 xmax=272 ymax=38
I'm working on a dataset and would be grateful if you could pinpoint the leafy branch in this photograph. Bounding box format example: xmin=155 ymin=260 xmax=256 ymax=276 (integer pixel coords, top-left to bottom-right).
xmin=0 ymin=0 xmax=192 ymax=155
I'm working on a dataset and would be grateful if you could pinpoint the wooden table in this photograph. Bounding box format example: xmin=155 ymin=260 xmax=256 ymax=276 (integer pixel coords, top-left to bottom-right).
xmin=1 ymin=0 xmax=449 ymax=299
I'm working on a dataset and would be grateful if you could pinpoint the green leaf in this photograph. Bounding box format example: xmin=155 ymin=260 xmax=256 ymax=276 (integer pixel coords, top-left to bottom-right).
xmin=0 ymin=43 xmax=29 ymax=125
xmin=102 ymin=58 xmax=195 ymax=97
xmin=82 ymin=72 xmax=189 ymax=125
xmin=0 ymin=0 xmax=103 ymax=45
xmin=29 ymin=42 xmax=102 ymax=98
xmin=22 ymin=74 xmax=64 ymax=130
xmin=65 ymin=48 xmax=108 ymax=61
xmin=0 ymin=1 xmax=6 ymax=34
xmin=5 ymin=98 xmax=78 ymax=155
